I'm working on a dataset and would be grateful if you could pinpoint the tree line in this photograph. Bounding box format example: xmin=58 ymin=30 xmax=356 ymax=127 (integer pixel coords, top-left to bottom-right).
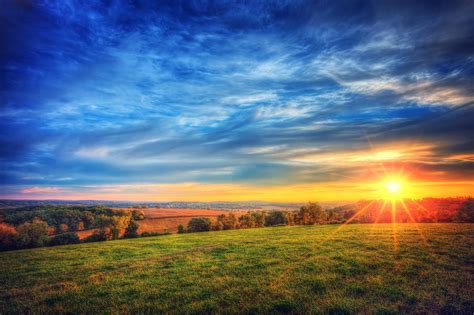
xmin=0 ymin=205 xmax=148 ymax=251
xmin=181 ymin=202 xmax=333 ymax=233
xmin=181 ymin=198 xmax=474 ymax=233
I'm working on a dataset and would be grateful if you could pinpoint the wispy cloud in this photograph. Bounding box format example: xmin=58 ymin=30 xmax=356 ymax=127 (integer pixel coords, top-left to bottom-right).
xmin=1 ymin=1 xmax=473 ymax=200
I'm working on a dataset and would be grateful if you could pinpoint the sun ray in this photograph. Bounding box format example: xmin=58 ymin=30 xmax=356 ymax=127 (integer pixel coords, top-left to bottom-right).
xmin=400 ymin=199 xmax=429 ymax=245
xmin=374 ymin=200 xmax=387 ymax=224
xmin=391 ymin=199 xmax=399 ymax=261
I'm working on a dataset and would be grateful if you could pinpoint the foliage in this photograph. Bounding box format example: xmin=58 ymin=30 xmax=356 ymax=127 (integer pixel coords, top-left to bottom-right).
xmin=141 ymin=231 xmax=160 ymax=237
xmin=177 ymin=224 xmax=186 ymax=234
xmin=187 ymin=217 xmax=212 ymax=232
xmin=297 ymin=202 xmax=326 ymax=225
xmin=0 ymin=223 xmax=17 ymax=251
xmin=14 ymin=219 xmax=50 ymax=248
xmin=124 ymin=220 xmax=140 ymax=238
xmin=49 ymin=233 xmax=80 ymax=246
xmin=131 ymin=210 xmax=145 ymax=220
xmin=265 ymin=211 xmax=288 ymax=226
xmin=452 ymin=198 xmax=474 ymax=222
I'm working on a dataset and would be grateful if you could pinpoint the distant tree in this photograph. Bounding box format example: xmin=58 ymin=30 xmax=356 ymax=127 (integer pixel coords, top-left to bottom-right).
xmin=131 ymin=210 xmax=145 ymax=220
xmin=49 ymin=233 xmax=80 ymax=246
xmin=95 ymin=215 xmax=131 ymax=240
xmin=239 ymin=212 xmax=255 ymax=229
xmin=286 ymin=211 xmax=295 ymax=226
xmin=252 ymin=211 xmax=266 ymax=228
xmin=76 ymin=221 xmax=85 ymax=231
xmin=124 ymin=220 xmax=140 ymax=238
xmin=0 ymin=223 xmax=17 ymax=250
xmin=297 ymin=202 xmax=327 ymax=225
xmin=187 ymin=217 xmax=211 ymax=232
xmin=214 ymin=215 xmax=226 ymax=231
xmin=58 ymin=223 xmax=69 ymax=233
xmin=223 ymin=213 xmax=239 ymax=230
xmin=265 ymin=211 xmax=288 ymax=226
xmin=177 ymin=224 xmax=186 ymax=234
xmin=452 ymin=198 xmax=474 ymax=222
xmin=15 ymin=219 xmax=50 ymax=248
xmin=47 ymin=226 xmax=56 ymax=236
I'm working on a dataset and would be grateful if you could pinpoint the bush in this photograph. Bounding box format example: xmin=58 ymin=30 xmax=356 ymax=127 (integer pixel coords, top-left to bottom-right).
xmin=83 ymin=231 xmax=107 ymax=242
xmin=141 ymin=231 xmax=159 ymax=237
xmin=124 ymin=220 xmax=140 ymax=238
xmin=131 ymin=210 xmax=145 ymax=220
xmin=177 ymin=224 xmax=186 ymax=234
xmin=265 ymin=211 xmax=288 ymax=226
xmin=49 ymin=233 xmax=80 ymax=246
xmin=0 ymin=223 xmax=17 ymax=251
xmin=187 ymin=217 xmax=211 ymax=232
xmin=14 ymin=219 xmax=50 ymax=248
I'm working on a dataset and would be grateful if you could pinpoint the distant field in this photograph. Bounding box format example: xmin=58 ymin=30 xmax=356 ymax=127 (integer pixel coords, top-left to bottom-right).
xmin=76 ymin=208 xmax=247 ymax=238
xmin=1 ymin=224 xmax=473 ymax=313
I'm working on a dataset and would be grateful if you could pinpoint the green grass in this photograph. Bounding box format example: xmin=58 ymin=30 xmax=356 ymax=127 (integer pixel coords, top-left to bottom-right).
xmin=1 ymin=224 xmax=473 ymax=314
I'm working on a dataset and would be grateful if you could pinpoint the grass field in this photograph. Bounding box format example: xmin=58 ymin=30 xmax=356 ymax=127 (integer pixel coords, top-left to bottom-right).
xmin=1 ymin=224 xmax=473 ymax=314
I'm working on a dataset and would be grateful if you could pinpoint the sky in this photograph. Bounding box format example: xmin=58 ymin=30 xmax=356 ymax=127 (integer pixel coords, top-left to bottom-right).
xmin=1 ymin=0 xmax=474 ymax=202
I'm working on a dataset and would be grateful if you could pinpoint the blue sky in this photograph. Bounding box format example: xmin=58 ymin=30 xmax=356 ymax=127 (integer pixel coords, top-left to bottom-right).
xmin=1 ymin=0 xmax=473 ymax=200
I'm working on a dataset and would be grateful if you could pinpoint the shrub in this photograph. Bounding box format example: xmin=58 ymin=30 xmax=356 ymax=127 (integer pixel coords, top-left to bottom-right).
xmin=58 ymin=223 xmax=69 ymax=233
xmin=187 ymin=217 xmax=211 ymax=232
xmin=14 ymin=219 xmax=50 ymax=248
xmin=131 ymin=210 xmax=145 ymax=220
xmin=141 ymin=231 xmax=159 ymax=237
xmin=83 ymin=231 xmax=107 ymax=242
xmin=0 ymin=223 xmax=17 ymax=251
xmin=297 ymin=202 xmax=327 ymax=225
xmin=177 ymin=224 xmax=186 ymax=234
xmin=124 ymin=220 xmax=140 ymax=238
xmin=265 ymin=211 xmax=288 ymax=226
xmin=49 ymin=233 xmax=80 ymax=246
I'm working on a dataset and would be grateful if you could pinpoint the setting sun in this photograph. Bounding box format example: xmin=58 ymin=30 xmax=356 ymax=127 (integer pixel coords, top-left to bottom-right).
xmin=386 ymin=181 xmax=401 ymax=194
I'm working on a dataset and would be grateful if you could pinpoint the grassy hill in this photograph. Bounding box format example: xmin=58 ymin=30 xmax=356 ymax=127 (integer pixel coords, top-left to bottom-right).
xmin=1 ymin=224 xmax=473 ymax=314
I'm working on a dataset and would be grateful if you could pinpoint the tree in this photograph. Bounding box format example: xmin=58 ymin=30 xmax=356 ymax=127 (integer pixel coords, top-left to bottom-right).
xmin=131 ymin=210 xmax=145 ymax=220
xmin=265 ymin=211 xmax=288 ymax=226
xmin=252 ymin=211 xmax=266 ymax=228
xmin=0 ymin=223 xmax=16 ymax=251
xmin=221 ymin=213 xmax=239 ymax=230
xmin=187 ymin=217 xmax=211 ymax=232
xmin=15 ymin=219 xmax=50 ymax=248
xmin=177 ymin=224 xmax=186 ymax=234
xmin=286 ymin=211 xmax=295 ymax=226
xmin=452 ymin=198 xmax=474 ymax=222
xmin=124 ymin=220 xmax=140 ymax=238
xmin=297 ymin=202 xmax=327 ymax=225
xmin=76 ymin=221 xmax=85 ymax=231
xmin=239 ymin=212 xmax=255 ymax=229
xmin=95 ymin=214 xmax=131 ymax=240
xmin=58 ymin=223 xmax=69 ymax=233
xmin=49 ymin=233 xmax=80 ymax=246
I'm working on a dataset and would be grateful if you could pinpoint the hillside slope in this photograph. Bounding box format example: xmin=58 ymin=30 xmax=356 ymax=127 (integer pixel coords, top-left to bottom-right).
xmin=1 ymin=224 xmax=473 ymax=314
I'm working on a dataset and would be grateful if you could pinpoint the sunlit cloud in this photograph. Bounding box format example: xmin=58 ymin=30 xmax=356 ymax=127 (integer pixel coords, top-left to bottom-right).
xmin=1 ymin=1 xmax=473 ymax=200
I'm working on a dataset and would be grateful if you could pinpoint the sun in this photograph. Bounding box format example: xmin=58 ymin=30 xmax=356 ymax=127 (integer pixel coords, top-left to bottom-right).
xmin=386 ymin=181 xmax=401 ymax=194
xmin=382 ymin=179 xmax=404 ymax=199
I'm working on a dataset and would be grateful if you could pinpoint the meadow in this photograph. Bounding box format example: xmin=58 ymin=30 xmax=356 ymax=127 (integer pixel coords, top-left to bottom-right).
xmin=0 ymin=223 xmax=473 ymax=314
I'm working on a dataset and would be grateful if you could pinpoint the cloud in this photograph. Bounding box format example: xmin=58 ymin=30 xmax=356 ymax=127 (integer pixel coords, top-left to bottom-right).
xmin=21 ymin=187 xmax=61 ymax=194
xmin=0 ymin=1 xmax=473 ymax=200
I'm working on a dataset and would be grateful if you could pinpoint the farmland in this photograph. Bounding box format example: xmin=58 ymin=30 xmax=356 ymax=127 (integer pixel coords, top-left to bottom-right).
xmin=1 ymin=223 xmax=473 ymax=314
xmin=133 ymin=208 xmax=247 ymax=233
xmin=75 ymin=208 xmax=247 ymax=238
